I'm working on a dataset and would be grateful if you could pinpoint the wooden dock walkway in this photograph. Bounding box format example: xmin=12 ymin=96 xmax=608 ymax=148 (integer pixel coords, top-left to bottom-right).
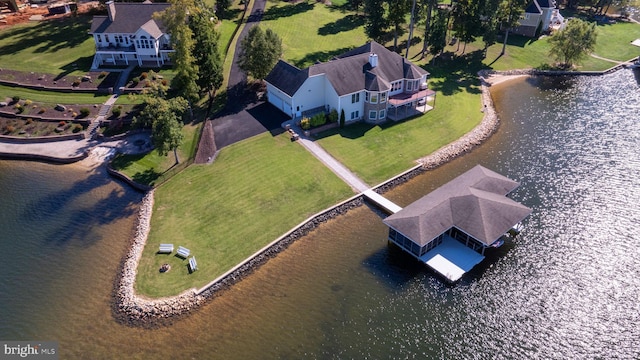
xmin=363 ymin=190 xmax=402 ymax=214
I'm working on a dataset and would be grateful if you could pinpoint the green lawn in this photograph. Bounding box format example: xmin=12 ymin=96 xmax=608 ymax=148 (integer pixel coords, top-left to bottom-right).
xmin=0 ymin=16 xmax=95 ymax=75
xmin=261 ymin=1 xmax=367 ymax=68
xmin=592 ymin=21 xmax=640 ymax=62
xmin=0 ymin=84 xmax=111 ymax=104
xmin=110 ymin=122 xmax=201 ymax=186
xmin=135 ymin=132 xmax=353 ymax=297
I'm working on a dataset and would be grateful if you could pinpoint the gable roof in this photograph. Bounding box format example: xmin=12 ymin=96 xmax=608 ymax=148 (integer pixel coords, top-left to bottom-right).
xmin=383 ymin=165 xmax=531 ymax=247
xmin=525 ymin=1 xmax=542 ymax=14
xmin=265 ymin=41 xmax=429 ymax=97
xmin=90 ymin=2 xmax=170 ymax=35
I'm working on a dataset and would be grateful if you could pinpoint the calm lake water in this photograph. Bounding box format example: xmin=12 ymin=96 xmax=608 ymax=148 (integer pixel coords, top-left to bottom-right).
xmin=1 ymin=69 xmax=639 ymax=358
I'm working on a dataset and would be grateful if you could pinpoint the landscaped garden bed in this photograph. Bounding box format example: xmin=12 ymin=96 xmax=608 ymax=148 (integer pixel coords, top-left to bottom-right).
xmin=0 ymin=68 xmax=119 ymax=92
xmin=0 ymin=97 xmax=101 ymax=120
xmin=0 ymin=116 xmax=87 ymax=137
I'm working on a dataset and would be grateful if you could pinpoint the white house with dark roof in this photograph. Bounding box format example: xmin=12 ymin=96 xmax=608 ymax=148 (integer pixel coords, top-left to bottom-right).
xmin=89 ymin=1 xmax=172 ymax=69
xmin=264 ymin=41 xmax=435 ymax=124
xmin=512 ymin=0 xmax=565 ymax=37
xmin=383 ymin=165 xmax=532 ymax=282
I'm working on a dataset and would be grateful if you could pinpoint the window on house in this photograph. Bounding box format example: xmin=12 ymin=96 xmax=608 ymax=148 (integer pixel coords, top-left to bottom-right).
xmin=365 ymin=92 xmax=370 ymax=103
xmin=105 ymin=34 xmax=110 ymax=42
xmin=370 ymin=93 xmax=378 ymax=103
xmin=369 ymin=110 xmax=377 ymax=120
xmin=351 ymin=110 xmax=359 ymax=120
xmin=379 ymin=109 xmax=385 ymax=119
xmin=407 ymin=81 xmax=413 ymax=91
xmin=352 ymin=93 xmax=359 ymax=103
xmin=380 ymin=92 xmax=387 ymax=103
xmin=97 ymin=34 xmax=102 ymax=42
xmin=392 ymin=81 xmax=401 ymax=92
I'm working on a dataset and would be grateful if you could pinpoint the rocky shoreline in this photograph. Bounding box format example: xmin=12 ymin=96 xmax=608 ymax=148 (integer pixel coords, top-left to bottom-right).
xmin=113 ymin=71 xmax=512 ymax=326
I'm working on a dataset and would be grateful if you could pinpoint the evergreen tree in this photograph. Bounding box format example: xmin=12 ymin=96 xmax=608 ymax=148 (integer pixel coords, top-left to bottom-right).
xmin=386 ymin=0 xmax=410 ymax=51
xmin=427 ymin=8 xmax=448 ymax=63
xmin=364 ymin=0 xmax=387 ymax=42
xmin=190 ymin=4 xmax=224 ymax=113
xmin=160 ymin=0 xmax=200 ymax=104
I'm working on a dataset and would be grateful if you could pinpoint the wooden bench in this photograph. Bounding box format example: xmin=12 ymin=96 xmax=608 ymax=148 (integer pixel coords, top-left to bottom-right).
xmin=176 ymin=246 xmax=190 ymax=258
xmin=158 ymin=243 xmax=174 ymax=253
xmin=188 ymin=257 xmax=198 ymax=272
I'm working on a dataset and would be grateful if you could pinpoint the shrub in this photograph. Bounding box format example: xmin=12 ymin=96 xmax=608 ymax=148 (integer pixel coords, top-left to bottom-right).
xmin=72 ymin=124 xmax=83 ymax=133
xmin=161 ymin=79 xmax=168 ymax=86
xmin=132 ymin=77 xmax=140 ymax=85
xmin=144 ymin=80 xmax=152 ymax=87
xmin=99 ymin=71 xmax=108 ymax=79
xmin=26 ymin=118 xmax=33 ymax=124
xmin=24 ymin=99 xmax=32 ymax=106
xmin=300 ymin=117 xmax=311 ymax=130
xmin=79 ymin=107 xmax=91 ymax=118
xmin=111 ymin=106 xmax=122 ymax=118
xmin=72 ymin=112 xmax=78 ymax=118
xmin=310 ymin=113 xmax=326 ymax=127
xmin=6 ymin=125 xmax=15 ymax=133
xmin=72 ymin=80 xmax=81 ymax=87
xmin=140 ymin=72 xmax=148 ymax=80
xmin=340 ymin=109 xmax=345 ymax=128
xmin=15 ymin=104 xmax=24 ymax=113
xmin=12 ymin=96 xmax=19 ymax=103
xmin=59 ymin=121 xmax=66 ymax=127
xmin=38 ymin=107 xmax=46 ymax=114
xmin=328 ymin=109 xmax=338 ymax=123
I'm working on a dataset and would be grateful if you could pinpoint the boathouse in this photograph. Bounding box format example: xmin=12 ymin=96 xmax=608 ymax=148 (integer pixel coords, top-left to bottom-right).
xmin=383 ymin=165 xmax=531 ymax=282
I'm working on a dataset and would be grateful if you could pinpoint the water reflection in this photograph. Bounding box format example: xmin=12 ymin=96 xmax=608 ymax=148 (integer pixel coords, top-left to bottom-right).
xmin=1 ymin=70 xmax=639 ymax=358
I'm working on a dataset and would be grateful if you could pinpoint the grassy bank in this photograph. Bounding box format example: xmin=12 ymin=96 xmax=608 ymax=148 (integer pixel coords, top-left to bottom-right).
xmin=135 ymin=133 xmax=352 ymax=297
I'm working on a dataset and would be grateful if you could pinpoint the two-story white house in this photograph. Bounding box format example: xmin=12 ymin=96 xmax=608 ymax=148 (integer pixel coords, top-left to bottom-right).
xmin=512 ymin=0 xmax=566 ymax=37
xmin=264 ymin=41 xmax=435 ymax=124
xmin=89 ymin=1 xmax=173 ymax=69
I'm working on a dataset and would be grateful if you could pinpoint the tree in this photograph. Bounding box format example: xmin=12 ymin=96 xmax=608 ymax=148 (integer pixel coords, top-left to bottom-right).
xmin=427 ymin=8 xmax=448 ymax=62
xmin=160 ymin=0 xmax=200 ymax=104
xmin=133 ymin=96 xmax=188 ymax=163
xmin=548 ymin=18 xmax=598 ymax=68
xmin=420 ymin=0 xmax=437 ymax=59
xmin=497 ymin=0 xmax=528 ymax=56
xmin=480 ymin=0 xmax=502 ymax=53
xmin=405 ymin=0 xmax=417 ymax=57
xmin=451 ymin=0 xmax=482 ymax=54
xmin=386 ymin=0 xmax=410 ymax=51
xmin=215 ymin=0 xmax=232 ymax=19
xmin=238 ymin=26 xmax=283 ymax=80
xmin=364 ymin=0 xmax=387 ymax=42
xmin=190 ymin=4 xmax=224 ymax=114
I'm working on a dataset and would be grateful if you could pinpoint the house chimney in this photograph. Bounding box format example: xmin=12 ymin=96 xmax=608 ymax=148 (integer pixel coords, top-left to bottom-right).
xmin=106 ymin=1 xmax=116 ymax=21
xmin=369 ymin=53 xmax=378 ymax=68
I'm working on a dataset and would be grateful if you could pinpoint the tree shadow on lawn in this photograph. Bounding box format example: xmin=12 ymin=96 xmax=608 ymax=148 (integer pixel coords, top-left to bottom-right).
xmin=293 ymin=47 xmax=353 ymax=68
xmin=427 ymin=50 xmax=485 ymax=96
xmin=318 ymin=14 xmax=364 ymax=36
xmin=261 ymin=1 xmax=314 ymax=21
xmin=0 ymin=16 xmax=92 ymax=61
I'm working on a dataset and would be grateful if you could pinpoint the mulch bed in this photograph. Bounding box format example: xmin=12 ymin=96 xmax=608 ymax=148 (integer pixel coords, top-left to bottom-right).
xmin=0 ymin=68 xmax=119 ymax=90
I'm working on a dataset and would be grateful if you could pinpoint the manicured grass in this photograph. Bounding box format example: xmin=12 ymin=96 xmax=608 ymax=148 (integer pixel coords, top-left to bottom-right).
xmin=316 ymin=77 xmax=482 ymax=185
xmin=0 ymin=84 xmax=111 ymax=104
xmin=110 ymin=122 xmax=200 ymax=186
xmin=135 ymin=132 xmax=353 ymax=297
xmin=592 ymin=21 xmax=640 ymax=62
xmin=0 ymin=16 xmax=95 ymax=75
xmin=261 ymin=1 xmax=367 ymax=68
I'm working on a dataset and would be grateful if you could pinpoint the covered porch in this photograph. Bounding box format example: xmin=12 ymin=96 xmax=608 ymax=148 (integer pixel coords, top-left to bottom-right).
xmin=387 ymin=89 xmax=436 ymax=121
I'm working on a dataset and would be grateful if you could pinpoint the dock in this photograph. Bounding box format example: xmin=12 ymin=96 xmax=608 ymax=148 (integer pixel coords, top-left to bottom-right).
xmin=363 ymin=189 xmax=403 ymax=214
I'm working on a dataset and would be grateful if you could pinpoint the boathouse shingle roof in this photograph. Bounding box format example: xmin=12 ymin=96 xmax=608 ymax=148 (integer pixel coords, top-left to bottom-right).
xmin=383 ymin=165 xmax=532 ymax=246
xmin=265 ymin=41 xmax=429 ymax=97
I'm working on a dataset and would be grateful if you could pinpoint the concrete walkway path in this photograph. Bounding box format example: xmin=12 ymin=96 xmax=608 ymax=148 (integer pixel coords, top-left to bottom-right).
xmin=297 ymin=136 xmax=370 ymax=193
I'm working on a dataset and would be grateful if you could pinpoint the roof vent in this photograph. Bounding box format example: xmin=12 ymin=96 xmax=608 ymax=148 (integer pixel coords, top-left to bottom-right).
xmin=369 ymin=53 xmax=378 ymax=68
